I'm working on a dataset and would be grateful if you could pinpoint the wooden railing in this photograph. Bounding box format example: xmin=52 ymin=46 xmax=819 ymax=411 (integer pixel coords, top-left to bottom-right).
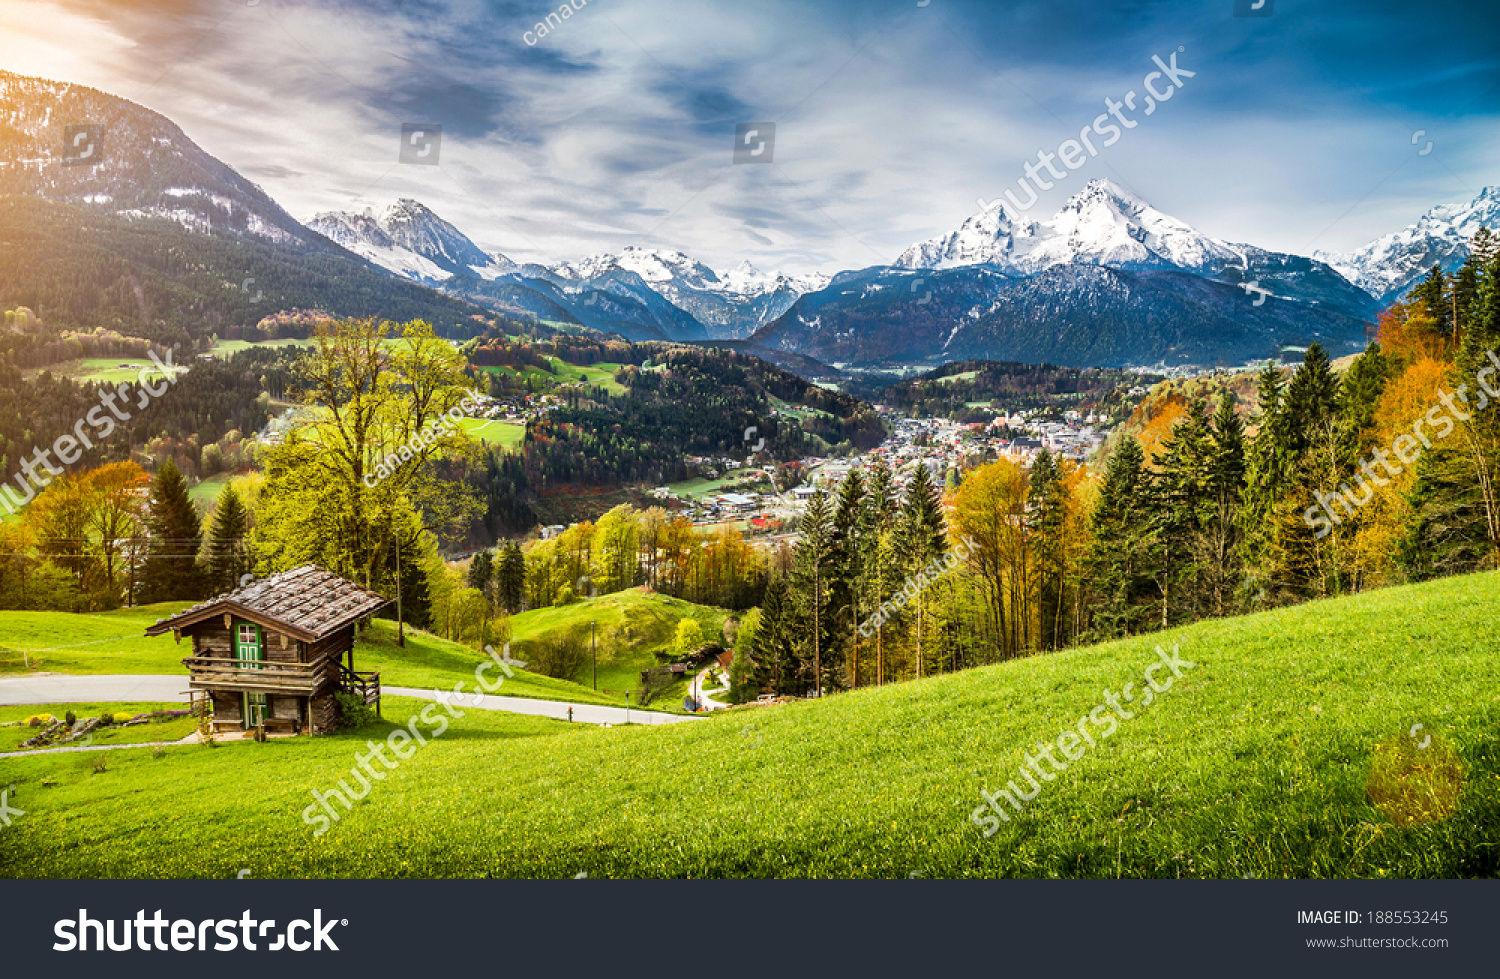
xmin=339 ymin=664 xmax=381 ymax=717
xmin=181 ymin=655 xmax=322 ymax=693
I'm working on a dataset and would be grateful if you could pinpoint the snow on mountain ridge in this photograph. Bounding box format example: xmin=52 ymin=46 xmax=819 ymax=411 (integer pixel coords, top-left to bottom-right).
xmin=895 ymin=178 xmax=1241 ymax=273
xmin=307 ymin=198 xmax=515 ymax=282
xmin=1314 ymin=186 xmax=1500 ymax=300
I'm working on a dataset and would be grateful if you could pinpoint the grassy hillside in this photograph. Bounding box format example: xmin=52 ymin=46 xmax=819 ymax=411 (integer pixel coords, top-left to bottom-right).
xmin=508 ymin=589 xmax=730 ymax=699
xmin=456 ymin=417 xmax=526 ymax=450
xmin=3 ymin=571 xmax=1498 ymax=878
xmin=0 ymin=602 xmax=669 ymax=711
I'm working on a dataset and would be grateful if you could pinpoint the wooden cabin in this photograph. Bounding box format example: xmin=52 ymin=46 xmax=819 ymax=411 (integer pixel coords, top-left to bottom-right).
xmin=145 ymin=565 xmax=390 ymax=735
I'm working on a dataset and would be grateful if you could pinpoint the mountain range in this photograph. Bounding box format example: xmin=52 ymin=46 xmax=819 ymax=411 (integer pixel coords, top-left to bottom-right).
xmin=0 ymin=68 xmax=1493 ymax=368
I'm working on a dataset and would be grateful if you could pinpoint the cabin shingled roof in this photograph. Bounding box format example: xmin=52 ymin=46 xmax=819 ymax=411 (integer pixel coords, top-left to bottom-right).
xmin=145 ymin=565 xmax=389 ymax=640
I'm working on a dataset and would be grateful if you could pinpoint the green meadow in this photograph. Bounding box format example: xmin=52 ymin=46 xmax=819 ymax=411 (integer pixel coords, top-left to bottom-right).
xmin=3 ymin=571 xmax=1497 ymax=878
xmin=456 ymin=417 xmax=526 ymax=450
xmin=0 ymin=602 xmax=674 ymax=711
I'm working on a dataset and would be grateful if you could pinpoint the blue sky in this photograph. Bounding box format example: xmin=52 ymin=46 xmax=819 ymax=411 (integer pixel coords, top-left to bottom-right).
xmin=4 ymin=0 xmax=1497 ymax=273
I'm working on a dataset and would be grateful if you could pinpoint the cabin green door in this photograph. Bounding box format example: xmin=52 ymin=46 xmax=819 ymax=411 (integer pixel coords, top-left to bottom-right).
xmin=236 ymin=623 xmax=266 ymax=729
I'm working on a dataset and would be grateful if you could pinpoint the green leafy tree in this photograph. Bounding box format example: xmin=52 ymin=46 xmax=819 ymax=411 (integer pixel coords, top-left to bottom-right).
xmin=674 ymin=618 xmax=705 ymax=658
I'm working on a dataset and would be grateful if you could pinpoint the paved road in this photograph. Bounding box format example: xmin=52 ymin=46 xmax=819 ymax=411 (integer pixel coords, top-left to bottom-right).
xmin=0 ymin=675 xmax=698 ymax=729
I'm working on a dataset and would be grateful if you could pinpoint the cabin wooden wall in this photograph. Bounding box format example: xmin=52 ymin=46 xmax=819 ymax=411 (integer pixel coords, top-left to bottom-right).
xmin=304 ymin=627 xmax=354 ymax=665
xmin=311 ymin=691 xmax=338 ymax=734
xmin=271 ymin=695 xmax=301 ymax=723
xmin=265 ymin=629 xmax=297 ymax=664
xmin=210 ymin=691 xmax=241 ymax=726
xmin=192 ymin=627 xmax=233 ymax=658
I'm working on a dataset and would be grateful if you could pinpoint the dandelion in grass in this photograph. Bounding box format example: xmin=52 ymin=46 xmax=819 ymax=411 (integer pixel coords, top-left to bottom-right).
xmin=1366 ymin=729 xmax=1464 ymax=828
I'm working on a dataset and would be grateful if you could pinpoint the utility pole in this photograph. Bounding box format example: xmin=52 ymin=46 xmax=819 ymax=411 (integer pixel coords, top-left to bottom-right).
xmin=395 ymin=525 xmax=405 ymax=647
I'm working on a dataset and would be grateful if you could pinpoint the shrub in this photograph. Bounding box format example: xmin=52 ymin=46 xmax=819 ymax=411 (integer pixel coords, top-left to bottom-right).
xmin=98 ymin=711 xmax=114 ymax=726
xmin=528 ymin=633 xmax=589 ymax=682
xmin=334 ymin=691 xmax=376 ymax=730
xmin=113 ymin=712 xmax=133 ymax=724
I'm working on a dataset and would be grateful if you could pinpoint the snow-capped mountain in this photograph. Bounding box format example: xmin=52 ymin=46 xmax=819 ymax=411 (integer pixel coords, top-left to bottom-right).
xmin=896 ymin=178 xmax=1245 ymax=274
xmin=0 ymin=69 xmax=310 ymax=245
xmin=1314 ymin=186 xmax=1500 ymax=303
xmin=307 ymin=199 xmax=516 ymax=283
xmin=549 ymin=247 xmax=830 ymax=338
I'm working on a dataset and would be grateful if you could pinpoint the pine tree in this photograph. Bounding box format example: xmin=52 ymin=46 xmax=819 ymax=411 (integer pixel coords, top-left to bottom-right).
xmin=862 ymin=459 xmax=898 ymax=684
xmin=1086 ymin=436 xmax=1155 ymax=638
xmin=895 ymin=463 xmax=947 ymax=677
xmin=828 ymin=470 xmax=866 ymax=688
xmin=1150 ymin=400 xmax=1210 ymax=628
xmin=202 ymin=484 xmax=250 ymax=596
xmin=752 ymin=575 xmax=794 ymax=697
xmin=791 ymin=490 xmax=835 ymax=696
xmin=139 ymin=460 xmax=203 ymax=604
xmin=1200 ymin=394 xmax=1247 ymax=617
xmin=1028 ymin=449 xmax=1069 ymax=650
xmin=468 ymin=548 xmax=495 ymax=605
xmin=496 ymin=542 xmax=526 ymax=614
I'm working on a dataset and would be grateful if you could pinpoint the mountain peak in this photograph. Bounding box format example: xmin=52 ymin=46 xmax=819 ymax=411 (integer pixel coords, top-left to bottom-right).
xmin=306 ymin=198 xmax=513 ymax=283
xmin=1316 ymin=184 xmax=1500 ymax=300
xmin=896 ymin=180 xmax=1238 ymax=274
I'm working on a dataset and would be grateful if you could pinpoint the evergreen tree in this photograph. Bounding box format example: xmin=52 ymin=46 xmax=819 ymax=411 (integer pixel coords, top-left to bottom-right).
xmin=1150 ymin=400 xmax=1210 ymax=628
xmin=863 ymin=459 xmax=899 ymax=685
xmin=139 ymin=460 xmax=203 ymax=603
xmin=1086 ymin=436 xmax=1155 ymax=637
xmin=496 ymin=542 xmax=526 ymax=614
xmin=1028 ymin=449 xmax=1070 ymax=650
xmin=465 ymin=545 xmax=495 ymax=605
xmin=791 ymin=490 xmax=835 ymax=695
xmin=1409 ymin=265 xmax=1452 ymax=336
xmin=1200 ymin=394 xmax=1247 ymax=617
xmin=752 ymin=575 xmax=794 ymax=697
xmin=828 ymin=470 xmax=866 ymax=688
xmin=202 ymin=484 xmax=250 ymax=596
xmin=895 ymin=462 xmax=947 ymax=677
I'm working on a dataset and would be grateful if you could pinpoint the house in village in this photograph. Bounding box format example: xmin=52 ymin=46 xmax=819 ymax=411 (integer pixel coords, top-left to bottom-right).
xmin=145 ymin=565 xmax=389 ymax=736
